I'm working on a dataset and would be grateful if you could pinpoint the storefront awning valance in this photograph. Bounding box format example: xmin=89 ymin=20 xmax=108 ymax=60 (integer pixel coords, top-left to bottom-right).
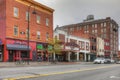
xmin=7 ymin=44 xmax=31 ymax=50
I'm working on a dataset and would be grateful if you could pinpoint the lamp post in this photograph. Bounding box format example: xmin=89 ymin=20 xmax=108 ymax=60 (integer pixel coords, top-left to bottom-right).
xmin=27 ymin=5 xmax=36 ymax=65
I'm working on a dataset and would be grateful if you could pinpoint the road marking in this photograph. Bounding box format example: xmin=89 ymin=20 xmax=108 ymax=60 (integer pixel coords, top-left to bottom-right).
xmin=3 ymin=65 xmax=120 ymax=80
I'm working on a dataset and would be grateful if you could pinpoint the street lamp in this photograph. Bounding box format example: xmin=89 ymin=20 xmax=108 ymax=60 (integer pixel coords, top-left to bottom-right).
xmin=27 ymin=5 xmax=36 ymax=65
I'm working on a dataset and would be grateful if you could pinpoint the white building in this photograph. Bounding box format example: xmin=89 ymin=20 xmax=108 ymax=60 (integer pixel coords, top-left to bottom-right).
xmin=54 ymin=28 xmax=90 ymax=62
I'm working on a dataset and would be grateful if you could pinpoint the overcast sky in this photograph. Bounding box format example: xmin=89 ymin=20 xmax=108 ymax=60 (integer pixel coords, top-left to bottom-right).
xmin=35 ymin=0 xmax=120 ymax=49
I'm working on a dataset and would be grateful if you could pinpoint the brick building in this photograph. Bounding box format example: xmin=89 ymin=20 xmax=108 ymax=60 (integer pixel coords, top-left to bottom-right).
xmin=0 ymin=0 xmax=54 ymax=62
xmin=59 ymin=15 xmax=119 ymax=59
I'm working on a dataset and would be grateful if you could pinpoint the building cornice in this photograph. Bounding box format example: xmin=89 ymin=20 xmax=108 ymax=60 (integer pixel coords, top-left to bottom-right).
xmin=15 ymin=0 xmax=54 ymax=14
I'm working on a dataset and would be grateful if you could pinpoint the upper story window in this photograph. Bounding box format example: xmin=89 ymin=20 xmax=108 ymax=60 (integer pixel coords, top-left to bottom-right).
xmin=13 ymin=7 xmax=19 ymax=18
xmin=26 ymin=29 xmax=30 ymax=38
xmin=101 ymin=23 xmax=103 ymax=27
xmin=14 ymin=25 xmax=18 ymax=36
xmin=95 ymin=29 xmax=97 ymax=33
xmin=36 ymin=15 xmax=40 ymax=24
xmin=26 ymin=11 xmax=30 ymax=21
xmin=82 ymin=42 xmax=85 ymax=49
xmin=70 ymin=27 xmax=74 ymax=31
xmin=104 ymin=22 xmax=106 ymax=27
xmin=86 ymin=42 xmax=89 ymax=50
xmin=37 ymin=31 xmax=41 ymax=39
xmin=95 ymin=24 xmax=97 ymax=28
xmin=46 ymin=32 xmax=49 ymax=41
xmin=92 ymin=24 xmax=94 ymax=29
xmin=46 ymin=18 xmax=49 ymax=26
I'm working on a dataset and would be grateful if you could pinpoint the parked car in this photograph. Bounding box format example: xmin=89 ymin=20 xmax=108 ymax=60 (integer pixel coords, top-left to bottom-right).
xmin=110 ymin=59 xmax=115 ymax=63
xmin=94 ymin=58 xmax=106 ymax=64
xmin=116 ymin=60 xmax=120 ymax=64
xmin=104 ymin=59 xmax=111 ymax=64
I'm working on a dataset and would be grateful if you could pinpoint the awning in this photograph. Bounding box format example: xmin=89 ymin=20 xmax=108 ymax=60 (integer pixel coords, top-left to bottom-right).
xmin=7 ymin=44 xmax=31 ymax=50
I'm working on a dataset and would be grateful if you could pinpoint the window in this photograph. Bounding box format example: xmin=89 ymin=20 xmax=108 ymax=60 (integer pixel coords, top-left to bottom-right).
xmin=95 ymin=30 xmax=97 ymax=33
xmin=26 ymin=11 xmax=30 ymax=21
xmin=14 ymin=7 xmax=19 ymax=17
xmin=46 ymin=32 xmax=49 ymax=41
xmin=104 ymin=28 xmax=106 ymax=33
xmin=86 ymin=42 xmax=89 ymax=50
xmin=92 ymin=30 xmax=94 ymax=33
xmin=37 ymin=31 xmax=40 ymax=39
xmin=14 ymin=26 xmax=18 ymax=36
xmin=92 ymin=24 xmax=94 ymax=28
xmin=26 ymin=29 xmax=30 ymax=38
xmin=82 ymin=42 xmax=85 ymax=49
xmin=46 ymin=18 xmax=49 ymax=26
xmin=104 ymin=22 xmax=106 ymax=27
xmin=101 ymin=29 xmax=103 ymax=33
xmin=76 ymin=27 xmax=79 ymax=31
xmin=95 ymin=24 xmax=97 ymax=28
xmin=101 ymin=23 xmax=103 ymax=27
xmin=70 ymin=27 xmax=74 ymax=31
xmin=36 ymin=15 xmax=40 ymax=24
xmin=79 ymin=41 xmax=81 ymax=48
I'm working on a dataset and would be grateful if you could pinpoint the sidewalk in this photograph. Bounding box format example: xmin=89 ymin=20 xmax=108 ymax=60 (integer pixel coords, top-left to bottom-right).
xmin=0 ymin=61 xmax=93 ymax=68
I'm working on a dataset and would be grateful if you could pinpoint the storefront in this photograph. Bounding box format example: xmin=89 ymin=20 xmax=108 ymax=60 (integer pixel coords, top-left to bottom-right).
xmin=7 ymin=44 xmax=30 ymax=62
xmin=4 ymin=39 xmax=36 ymax=62
xmin=0 ymin=40 xmax=3 ymax=62
xmin=36 ymin=43 xmax=49 ymax=61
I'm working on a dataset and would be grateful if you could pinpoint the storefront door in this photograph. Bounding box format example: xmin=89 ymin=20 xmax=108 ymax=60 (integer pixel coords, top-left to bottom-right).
xmin=0 ymin=45 xmax=3 ymax=62
xmin=9 ymin=50 xmax=14 ymax=62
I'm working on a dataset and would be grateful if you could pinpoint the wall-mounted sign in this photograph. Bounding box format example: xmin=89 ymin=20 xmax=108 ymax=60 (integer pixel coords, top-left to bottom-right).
xmin=37 ymin=44 xmax=43 ymax=50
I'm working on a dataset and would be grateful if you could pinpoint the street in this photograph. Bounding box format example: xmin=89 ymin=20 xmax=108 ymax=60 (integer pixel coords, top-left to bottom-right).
xmin=1 ymin=63 xmax=120 ymax=80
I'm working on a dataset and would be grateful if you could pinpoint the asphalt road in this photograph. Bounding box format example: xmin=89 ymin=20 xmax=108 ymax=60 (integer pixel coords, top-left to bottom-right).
xmin=1 ymin=64 xmax=120 ymax=80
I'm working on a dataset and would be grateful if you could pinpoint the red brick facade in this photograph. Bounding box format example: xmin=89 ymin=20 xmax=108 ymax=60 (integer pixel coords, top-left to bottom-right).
xmin=0 ymin=0 xmax=54 ymax=62
xmin=59 ymin=17 xmax=119 ymax=58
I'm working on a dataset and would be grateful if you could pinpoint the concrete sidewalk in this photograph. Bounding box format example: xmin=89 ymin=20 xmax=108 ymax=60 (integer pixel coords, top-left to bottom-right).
xmin=0 ymin=61 xmax=88 ymax=68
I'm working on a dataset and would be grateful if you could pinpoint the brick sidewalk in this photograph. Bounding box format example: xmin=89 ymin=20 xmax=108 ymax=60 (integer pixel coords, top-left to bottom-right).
xmin=0 ymin=61 xmax=83 ymax=68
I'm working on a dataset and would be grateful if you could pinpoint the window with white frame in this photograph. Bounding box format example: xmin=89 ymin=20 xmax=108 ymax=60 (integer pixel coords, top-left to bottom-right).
xmin=95 ymin=29 xmax=97 ymax=33
xmin=46 ymin=32 xmax=49 ymax=41
xmin=101 ymin=23 xmax=103 ymax=27
xmin=70 ymin=27 xmax=74 ymax=31
xmin=26 ymin=11 xmax=30 ymax=21
xmin=101 ymin=29 xmax=103 ymax=33
xmin=14 ymin=7 xmax=19 ymax=17
xmin=26 ymin=29 xmax=30 ymax=38
xmin=104 ymin=28 xmax=106 ymax=33
xmin=36 ymin=15 xmax=40 ymax=24
xmin=104 ymin=22 xmax=106 ymax=27
xmin=86 ymin=42 xmax=89 ymax=50
xmin=37 ymin=31 xmax=40 ymax=39
xmin=79 ymin=41 xmax=81 ymax=48
xmin=14 ymin=25 xmax=18 ymax=36
xmin=46 ymin=18 xmax=49 ymax=26
xmin=76 ymin=26 xmax=79 ymax=31
xmin=95 ymin=24 xmax=97 ymax=28
xmin=92 ymin=30 xmax=94 ymax=33
xmin=92 ymin=24 xmax=94 ymax=28
xmin=82 ymin=42 xmax=85 ymax=49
